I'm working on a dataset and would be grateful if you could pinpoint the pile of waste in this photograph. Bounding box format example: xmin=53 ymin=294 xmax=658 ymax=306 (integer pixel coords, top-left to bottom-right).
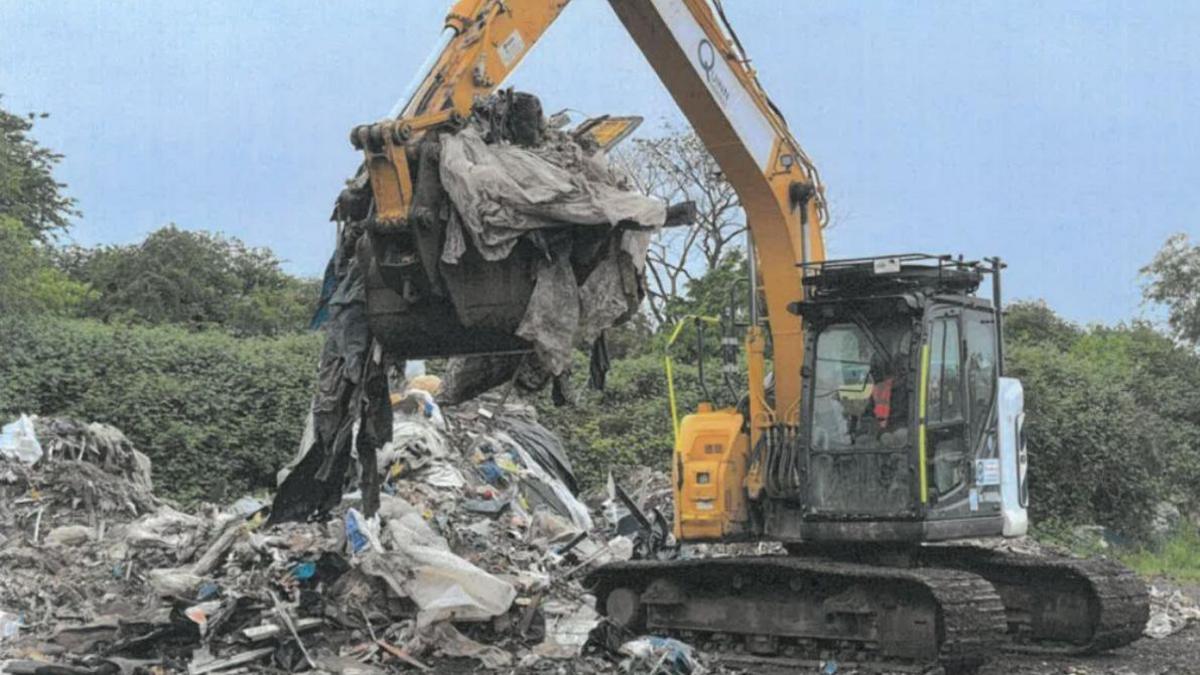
xmin=0 ymin=397 xmax=703 ymax=675
xmin=1144 ymin=584 xmax=1200 ymax=639
xmin=275 ymin=89 xmax=693 ymax=527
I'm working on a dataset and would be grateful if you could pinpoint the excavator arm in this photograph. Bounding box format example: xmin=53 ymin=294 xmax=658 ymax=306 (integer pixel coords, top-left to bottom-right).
xmin=352 ymin=0 xmax=827 ymax=438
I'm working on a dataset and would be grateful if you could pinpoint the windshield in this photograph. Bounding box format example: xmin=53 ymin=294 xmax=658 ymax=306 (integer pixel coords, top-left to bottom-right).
xmin=811 ymin=316 xmax=914 ymax=450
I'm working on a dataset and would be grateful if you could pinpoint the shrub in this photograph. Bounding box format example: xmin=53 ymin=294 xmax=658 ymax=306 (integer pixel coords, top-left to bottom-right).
xmin=537 ymin=351 xmax=703 ymax=490
xmin=0 ymin=315 xmax=321 ymax=503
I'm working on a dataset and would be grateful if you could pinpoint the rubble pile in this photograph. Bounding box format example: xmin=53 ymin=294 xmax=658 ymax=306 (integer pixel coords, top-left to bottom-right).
xmin=1144 ymin=584 xmax=1200 ymax=639
xmin=0 ymin=401 xmax=698 ymax=675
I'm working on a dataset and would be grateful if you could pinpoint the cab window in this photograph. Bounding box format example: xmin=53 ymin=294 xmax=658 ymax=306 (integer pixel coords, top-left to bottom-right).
xmin=927 ymin=318 xmax=962 ymax=423
xmin=964 ymin=311 xmax=998 ymax=451
xmin=927 ymin=316 xmax=966 ymax=496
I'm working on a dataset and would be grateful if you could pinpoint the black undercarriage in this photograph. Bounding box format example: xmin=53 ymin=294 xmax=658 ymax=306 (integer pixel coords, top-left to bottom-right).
xmin=587 ymin=544 xmax=1148 ymax=673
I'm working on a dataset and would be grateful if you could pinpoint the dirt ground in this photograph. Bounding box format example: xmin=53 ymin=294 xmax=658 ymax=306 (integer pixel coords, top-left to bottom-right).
xmin=977 ymin=577 xmax=1199 ymax=675
xmin=705 ymin=579 xmax=1200 ymax=675
xmin=979 ymin=625 xmax=1200 ymax=675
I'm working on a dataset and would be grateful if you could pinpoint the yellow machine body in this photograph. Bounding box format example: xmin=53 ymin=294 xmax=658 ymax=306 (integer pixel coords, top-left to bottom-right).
xmin=672 ymin=405 xmax=751 ymax=541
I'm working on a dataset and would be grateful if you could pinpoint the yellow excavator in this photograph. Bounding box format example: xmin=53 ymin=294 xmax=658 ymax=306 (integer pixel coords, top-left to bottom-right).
xmin=344 ymin=1 xmax=1149 ymax=671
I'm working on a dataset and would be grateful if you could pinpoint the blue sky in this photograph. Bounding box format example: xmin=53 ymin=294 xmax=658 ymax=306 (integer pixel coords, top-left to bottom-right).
xmin=2 ymin=1 xmax=1197 ymax=324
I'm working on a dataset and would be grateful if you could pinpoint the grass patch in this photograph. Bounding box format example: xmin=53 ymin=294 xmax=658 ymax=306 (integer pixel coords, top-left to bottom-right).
xmin=1029 ymin=518 xmax=1113 ymax=558
xmin=1120 ymin=527 xmax=1200 ymax=581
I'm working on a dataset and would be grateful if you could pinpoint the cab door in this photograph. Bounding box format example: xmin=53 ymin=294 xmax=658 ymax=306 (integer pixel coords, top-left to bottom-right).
xmin=921 ymin=308 xmax=971 ymax=507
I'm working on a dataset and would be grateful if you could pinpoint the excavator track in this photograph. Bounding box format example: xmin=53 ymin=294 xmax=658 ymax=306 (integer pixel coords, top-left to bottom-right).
xmin=587 ymin=556 xmax=1006 ymax=673
xmin=920 ymin=545 xmax=1149 ymax=655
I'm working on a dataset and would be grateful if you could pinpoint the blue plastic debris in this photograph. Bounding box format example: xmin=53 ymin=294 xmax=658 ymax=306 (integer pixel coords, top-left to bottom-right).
xmin=619 ymin=635 xmax=699 ymax=674
xmin=196 ymin=581 xmax=221 ymax=601
xmin=477 ymin=459 xmax=504 ymax=485
xmin=291 ymin=561 xmax=317 ymax=581
xmin=345 ymin=509 xmax=372 ymax=553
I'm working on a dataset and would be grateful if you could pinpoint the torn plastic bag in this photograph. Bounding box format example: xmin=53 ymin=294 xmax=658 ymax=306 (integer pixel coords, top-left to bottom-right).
xmin=146 ymin=568 xmax=204 ymax=598
xmin=45 ymin=525 xmax=93 ymax=547
xmin=359 ymin=546 xmax=515 ymax=626
xmin=497 ymin=430 xmax=592 ymax=531
xmin=619 ymin=636 xmax=705 ymax=675
xmin=438 ymin=353 xmax=554 ymax=406
xmin=422 ymin=463 xmax=466 ymax=489
xmin=0 ymin=609 xmax=20 ymax=641
xmin=0 ymin=415 xmax=42 ymax=465
xmin=345 ymin=508 xmax=383 ymax=554
xmin=125 ymin=506 xmax=205 ymax=550
xmin=391 ymin=388 xmax=446 ymax=428
xmin=376 ymin=418 xmax=447 ymax=476
xmin=534 ymin=599 xmax=600 ymax=659
xmin=515 ymin=238 xmax=580 ymax=376
xmin=365 ymin=495 xmax=516 ymax=625
xmin=379 ymin=495 xmax=449 ymax=550
xmin=270 ymin=238 xmax=392 ymax=523
xmin=399 ymin=549 xmax=515 ymax=626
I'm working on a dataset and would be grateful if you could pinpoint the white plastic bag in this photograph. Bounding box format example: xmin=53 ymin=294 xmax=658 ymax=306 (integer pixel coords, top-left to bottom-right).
xmin=146 ymin=568 xmax=203 ymax=597
xmin=396 ymin=543 xmax=516 ymax=625
xmin=125 ymin=506 xmax=205 ymax=549
xmin=0 ymin=415 xmax=42 ymax=465
xmin=0 ymin=610 xmax=20 ymax=642
xmin=368 ymin=495 xmax=516 ymax=625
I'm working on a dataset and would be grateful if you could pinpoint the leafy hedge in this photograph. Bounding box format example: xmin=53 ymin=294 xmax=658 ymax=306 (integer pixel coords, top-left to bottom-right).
xmin=4 ymin=304 xmax=1197 ymax=542
xmin=537 ymin=351 xmax=703 ymax=490
xmin=1005 ymin=303 xmax=1200 ymax=537
xmin=0 ymin=316 xmax=321 ymax=503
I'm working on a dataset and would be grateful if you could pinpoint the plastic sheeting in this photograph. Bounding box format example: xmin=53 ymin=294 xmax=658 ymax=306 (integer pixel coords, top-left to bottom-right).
xmin=439 ymin=126 xmax=665 ymax=264
xmin=362 ymin=495 xmax=517 ymax=626
xmin=438 ymin=113 xmax=661 ymax=379
xmin=271 ymin=91 xmax=664 ymax=523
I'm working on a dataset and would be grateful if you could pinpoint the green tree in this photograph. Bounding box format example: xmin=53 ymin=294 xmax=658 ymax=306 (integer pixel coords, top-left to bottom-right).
xmin=1004 ymin=300 xmax=1200 ymax=537
xmin=0 ymin=98 xmax=78 ymax=241
xmin=1142 ymin=233 xmax=1200 ymax=346
xmin=613 ymin=129 xmax=745 ymax=326
xmin=60 ymin=224 xmax=319 ymax=336
xmin=0 ymin=216 xmax=90 ymax=315
xmin=1008 ymin=339 xmax=1165 ymax=536
xmin=1004 ymin=300 xmax=1081 ymax=351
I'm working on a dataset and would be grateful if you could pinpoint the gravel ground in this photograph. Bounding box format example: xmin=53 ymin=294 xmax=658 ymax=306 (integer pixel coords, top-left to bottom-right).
xmin=979 ymin=625 xmax=1200 ymax=675
xmin=700 ymin=581 xmax=1200 ymax=675
xmin=979 ymin=579 xmax=1200 ymax=675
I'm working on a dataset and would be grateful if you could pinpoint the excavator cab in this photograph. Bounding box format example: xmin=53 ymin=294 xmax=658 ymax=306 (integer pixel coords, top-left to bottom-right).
xmin=667 ymin=254 xmax=1029 ymax=546
xmin=779 ymin=254 xmax=1028 ymax=543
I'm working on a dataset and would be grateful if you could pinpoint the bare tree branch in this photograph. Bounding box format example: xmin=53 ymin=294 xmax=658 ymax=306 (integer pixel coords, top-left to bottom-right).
xmin=616 ymin=128 xmax=744 ymax=326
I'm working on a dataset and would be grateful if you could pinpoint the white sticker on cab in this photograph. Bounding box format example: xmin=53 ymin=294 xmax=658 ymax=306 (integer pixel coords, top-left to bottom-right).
xmin=976 ymin=459 xmax=1001 ymax=486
